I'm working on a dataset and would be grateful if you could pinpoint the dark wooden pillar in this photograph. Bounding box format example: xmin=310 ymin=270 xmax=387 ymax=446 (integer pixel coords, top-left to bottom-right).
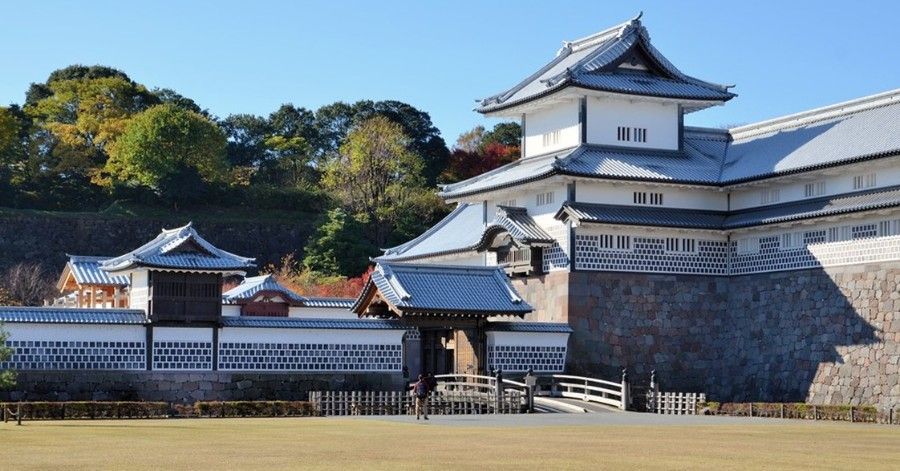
xmin=145 ymin=325 xmax=154 ymax=371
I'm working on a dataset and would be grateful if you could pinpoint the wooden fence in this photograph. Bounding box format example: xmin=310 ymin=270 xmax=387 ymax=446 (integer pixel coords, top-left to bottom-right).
xmin=647 ymin=391 xmax=706 ymax=415
xmin=309 ymin=390 xmax=522 ymax=416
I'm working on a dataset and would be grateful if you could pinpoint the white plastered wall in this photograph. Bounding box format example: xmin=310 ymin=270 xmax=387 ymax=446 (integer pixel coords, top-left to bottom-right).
xmin=577 ymin=182 xmax=728 ymax=211
xmin=3 ymin=323 xmax=145 ymax=342
xmin=218 ymin=327 xmax=404 ymax=345
xmin=729 ymin=162 xmax=900 ymax=210
xmin=129 ymin=270 xmax=149 ymax=312
xmin=523 ymin=100 xmax=580 ymax=157
xmin=586 ymin=96 xmax=679 ymax=150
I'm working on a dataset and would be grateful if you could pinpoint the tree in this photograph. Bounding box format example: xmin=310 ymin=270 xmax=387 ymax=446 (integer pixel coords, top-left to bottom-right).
xmin=322 ymin=116 xmax=425 ymax=246
xmin=455 ymin=125 xmax=485 ymax=153
xmin=0 ymin=322 xmax=14 ymax=390
xmin=152 ymin=88 xmax=207 ymax=116
xmin=105 ymin=104 xmax=228 ymax=193
xmin=303 ymin=208 xmax=378 ymax=277
xmin=1 ymin=263 xmax=55 ymax=306
xmin=26 ymin=75 xmax=157 ymax=180
xmin=315 ymin=100 xmax=449 ymax=185
xmin=483 ymin=121 xmax=521 ymax=147
xmin=220 ymin=113 xmax=272 ymax=168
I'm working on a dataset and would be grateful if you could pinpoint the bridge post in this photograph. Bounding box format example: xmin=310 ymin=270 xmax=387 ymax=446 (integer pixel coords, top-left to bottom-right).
xmin=494 ymin=369 xmax=504 ymax=414
xmin=620 ymin=368 xmax=629 ymax=411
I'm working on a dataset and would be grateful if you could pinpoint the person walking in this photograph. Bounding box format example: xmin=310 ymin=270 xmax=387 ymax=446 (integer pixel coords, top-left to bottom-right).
xmin=413 ymin=374 xmax=430 ymax=420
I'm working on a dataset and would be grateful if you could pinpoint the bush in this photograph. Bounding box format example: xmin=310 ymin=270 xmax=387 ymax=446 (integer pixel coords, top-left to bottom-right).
xmin=0 ymin=400 xmax=315 ymax=420
xmin=192 ymin=401 xmax=314 ymax=418
xmin=1 ymin=401 xmax=169 ymax=420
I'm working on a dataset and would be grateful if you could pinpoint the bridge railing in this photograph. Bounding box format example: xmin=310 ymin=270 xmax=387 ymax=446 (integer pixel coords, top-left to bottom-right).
xmin=546 ymin=372 xmax=629 ymax=410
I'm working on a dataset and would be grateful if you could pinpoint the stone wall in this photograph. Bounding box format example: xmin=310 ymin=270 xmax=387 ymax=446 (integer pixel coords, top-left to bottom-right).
xmin=0 ymin=213 xmax=317 ymax=274
xmin=0 ymin=371 xmax=405 ymax=403
xmin=530 ymin=262 xmax=899 ymax=409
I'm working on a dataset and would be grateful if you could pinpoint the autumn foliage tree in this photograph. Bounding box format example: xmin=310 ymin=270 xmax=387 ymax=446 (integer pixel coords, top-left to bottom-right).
xmin=441 ymin=122 xmax=521 ymax=183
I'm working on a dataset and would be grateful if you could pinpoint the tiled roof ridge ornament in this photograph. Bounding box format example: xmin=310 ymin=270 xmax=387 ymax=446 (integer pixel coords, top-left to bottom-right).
xmin=379 ymin=264 xmax=412 ymax=301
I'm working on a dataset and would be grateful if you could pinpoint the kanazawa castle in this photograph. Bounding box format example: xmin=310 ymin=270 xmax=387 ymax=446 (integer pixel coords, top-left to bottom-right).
xmin=1 ymin=15 xmax=898 ymax=407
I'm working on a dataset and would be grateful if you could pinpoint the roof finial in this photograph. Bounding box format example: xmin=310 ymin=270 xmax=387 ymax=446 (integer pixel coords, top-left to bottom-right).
xmin=633 ymin=11 xmax=643 ymax=22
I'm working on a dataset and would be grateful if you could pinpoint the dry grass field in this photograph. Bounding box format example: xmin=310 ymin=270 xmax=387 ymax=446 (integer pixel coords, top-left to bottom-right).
xmin=1 ymin=417 xmax=898 ymax=470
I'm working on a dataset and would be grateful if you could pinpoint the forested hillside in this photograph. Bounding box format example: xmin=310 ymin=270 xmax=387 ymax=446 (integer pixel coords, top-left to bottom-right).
xmin=0 ymin=65 xmax=520 ymax=301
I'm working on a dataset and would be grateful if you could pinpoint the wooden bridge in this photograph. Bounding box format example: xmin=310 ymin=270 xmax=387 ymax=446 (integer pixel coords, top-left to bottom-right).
xmin=309 ymin=371 xmax=630 ymax=416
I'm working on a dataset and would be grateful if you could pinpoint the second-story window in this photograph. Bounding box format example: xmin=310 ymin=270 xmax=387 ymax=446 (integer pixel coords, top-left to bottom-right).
xmin=633 ymin=191 xmax=663 ymax=205
xmin=542 ymin=130 xmax=560 ymax=147
xmin=617 ymin=126 xmax=647 ymax=143
xmin=803 ymin=181 xmax=826 ymax=198
xmin=852 ymin=173 xmax=876 ymax=190
xmin=536 ymin=191 xmax=554 ymax=206
xmin=760 ymin=188 xmax=780 ymax=205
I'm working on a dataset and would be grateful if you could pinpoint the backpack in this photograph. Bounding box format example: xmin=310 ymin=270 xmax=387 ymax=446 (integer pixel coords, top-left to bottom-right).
xmin=414 ymin=381 xmax=428 ymax=398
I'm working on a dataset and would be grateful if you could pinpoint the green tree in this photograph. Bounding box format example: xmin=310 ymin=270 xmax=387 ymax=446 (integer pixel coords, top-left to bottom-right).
xmin=483 ymin=122 xmax=521 ymax=147
xmin=303 ymin=208 xmax=378 ymax=277
xmin=152 ymin=88 xmax=207 ymax=116
xmin=262 ymin=135 xmax=314 ymax=187
xmin=221 ymin=113 xmax=272 ymax=168
xmin=322 ymin=115 xmax=425 ymax=246
xmin=105 ymin=104 xmax=228 ymax=193
xmin=26 ymin=74 xmax=156 ymax=180
xmin=315 ymin=100 xmax=449 ymax=185
xmin=0 ymin=322 xmax=14 ymax=390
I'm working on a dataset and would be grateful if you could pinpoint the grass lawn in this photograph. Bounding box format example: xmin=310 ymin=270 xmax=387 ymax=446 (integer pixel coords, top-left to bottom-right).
xmin=1 ymin=417 xmax=898 ymax=470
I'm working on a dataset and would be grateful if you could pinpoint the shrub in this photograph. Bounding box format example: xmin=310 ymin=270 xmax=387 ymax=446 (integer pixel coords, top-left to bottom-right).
xmin=1 ymin=401 xmax=170 ymax=420
xmin=192 ymin=401 xmax=314 ymax=418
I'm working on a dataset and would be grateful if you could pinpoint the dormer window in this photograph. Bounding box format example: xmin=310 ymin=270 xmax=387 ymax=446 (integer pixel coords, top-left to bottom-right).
xmin=617 ymin=126 xmax=647 ymax=143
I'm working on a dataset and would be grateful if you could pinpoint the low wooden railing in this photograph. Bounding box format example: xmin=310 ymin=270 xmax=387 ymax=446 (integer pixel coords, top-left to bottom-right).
xmin=546 ymin=373 xmax=629 ymax=410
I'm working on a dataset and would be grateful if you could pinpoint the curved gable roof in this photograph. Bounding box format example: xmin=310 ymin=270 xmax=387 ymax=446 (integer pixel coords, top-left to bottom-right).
xmin=477 ymin=14 xmax=734 ymax=114
xmin=352 ymin=262 xmax=532 ymax=317
xmin=101 ymin=222 xmax=255 ymax=273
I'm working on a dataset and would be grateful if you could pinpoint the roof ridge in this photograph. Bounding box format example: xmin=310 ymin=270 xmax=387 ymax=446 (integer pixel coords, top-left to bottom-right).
xmin=730 ymin=88 xmax=900 ymax=139
xmin=564 ymin=13 xmax=641 ymax=52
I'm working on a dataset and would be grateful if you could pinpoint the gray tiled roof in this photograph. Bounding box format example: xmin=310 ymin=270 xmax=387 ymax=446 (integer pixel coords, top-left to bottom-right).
xmin=487 ymin=321 xmax=573 ymax=333
xmin=220 ymin=316 xmax=406 ymax=330
xmin=494 ymin=206 xmax=555 ymax=245
xmin=378 ymin=203 xmax=556 ymax=262
xmin=0 ymin=307 xmax=147 ymax=324
xmin=352 ymin=262 xmax=532 ymax=316
xmin=557 ymin=185 xmax=900 ymax=230
xmin=721 ymin=91 xmax=900 ymax=183
xmin=303 ymin=297 xmax=356 ymax=309
xmin=440 ymin=129 xmax=728 ymax=199
xmin=222 ymin=275 xmax=305 ymax=305
xmin=724 ymin=185 xmax=900 ymax=229
xmin=102 ymin=222 xmax=255 ymax=272
xmin=445 ymin=89 xmax=900 ymax=198
xmin=478 ymin=15 xmax=733 ymax=113
xmin=378 ymin=203 xmax=486 ymax=262
xmin=557 ymin=202 xmax=726 ymax=229
xmin=64 ymin=255 xmax=129 ymax=286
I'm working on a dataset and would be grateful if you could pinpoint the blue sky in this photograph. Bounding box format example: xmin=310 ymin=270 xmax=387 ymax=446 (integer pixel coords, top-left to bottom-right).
xmin=1 ymin=1 xmax=898 ymax=144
